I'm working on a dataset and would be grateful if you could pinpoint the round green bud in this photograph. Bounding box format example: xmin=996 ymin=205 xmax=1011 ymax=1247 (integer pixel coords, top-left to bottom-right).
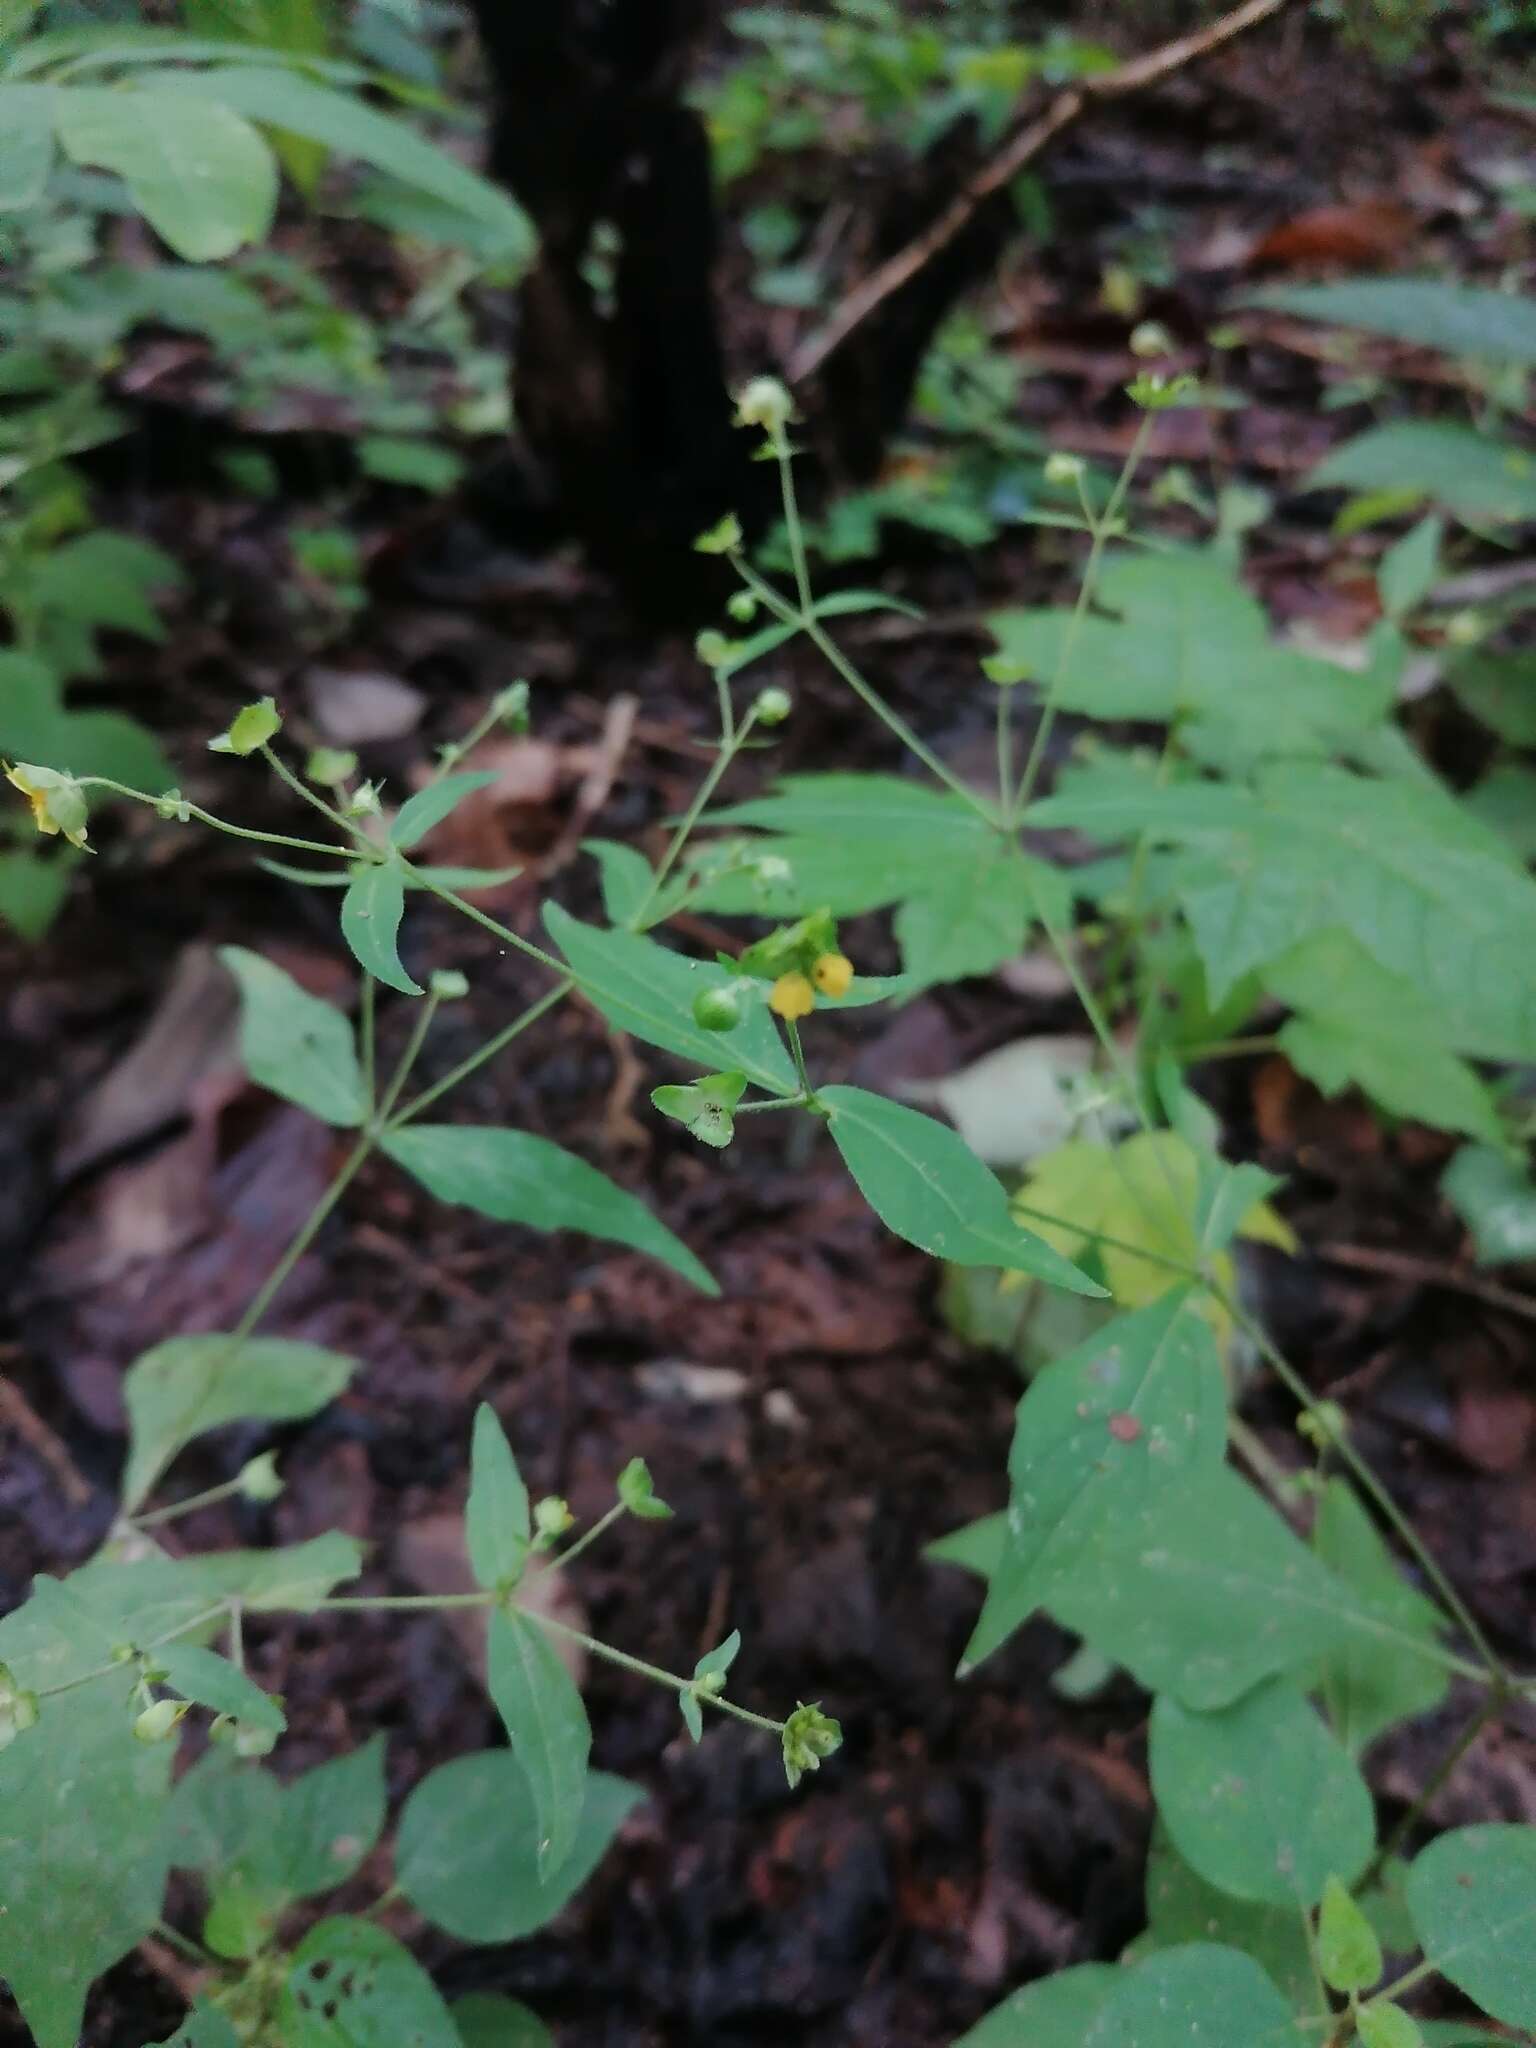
xmin=734 ymin=376 xmax=794 ymax=434
xmin=306 ymin=747 xmax=357 ymax=787
xmin=133 ymin=1698 xmax=190 ymax=1744
xmin=693 ymin=985 xmax=744 ymax=1032
xmin=727 ymin=590 xmax=758 ymax=623
xmin=238 ymin=1451 xmax=284 ymax=1503
xmin=753 ymin=686 xmax=792 ymax=727
xmin=429 ymin=968 xmax=470 ymax=1001
xmin=695 ymin=630 xmax=731 ymax=669
xmin=1044 ymin=451 xmax=1085 ymax=487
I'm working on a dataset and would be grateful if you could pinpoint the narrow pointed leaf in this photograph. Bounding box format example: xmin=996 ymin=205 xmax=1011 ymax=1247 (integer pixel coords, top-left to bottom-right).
xmin=466 ymin=1404 xmax=530 ymax=1589
xmin=820 ymin=1085 xmax=1104 ymax=1295
xmin=382 ymin=1123 xmax=717 ymax=1295
xmin=486 ymin=1611 xmax=591 ymax=1879
xmin=340 ymin=860 xmax=420 ymax=995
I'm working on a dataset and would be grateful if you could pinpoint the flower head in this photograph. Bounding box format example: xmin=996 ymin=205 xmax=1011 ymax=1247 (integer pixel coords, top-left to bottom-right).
xmin=769 ymin=971 xmax=815 ymax=1022
xmin=5 ymin=762 xmax=90 ymax=849
xmin=811 ymin=952 xmax=853 ymax=999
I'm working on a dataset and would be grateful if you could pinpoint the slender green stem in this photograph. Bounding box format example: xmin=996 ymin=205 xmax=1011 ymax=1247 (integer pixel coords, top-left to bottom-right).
xmin=548 ymin=1503 xmax=625 ymax=1575
xmin=1011 ymin=413 xmax=1156 ymax=823
xmin=434 ymin=693 xmax=514 ymax=776
xmin=771 ymin=421 xmax=816 ymax=618
xmin=374 ymin=990 xmax=440 ymax=1127
xmin=404 ymin=863 xmax=565 ymax=974
xmin=360 ymin=974 xmax=377 ymax=1115
xmin=784 ymin=1017 xmax=814 ymax=1101
xmin=533 ymin=1610 xmax=785 ymax=1735
xmin=133 ymin=1476 xmax=250 ymax=1529
xmin=228 ymin=1601 xmax=245 ymax=1676
xmin=1180 ymin=1034 xmax=1282 ymax=1063
xmin=228 ymin=1134 xmax=375 ymax=1350
xmin=363 ymin=1884 xmax=404 ymax=1921
xmin=260 ymin=744 xmax=375 ymax=851
xmin=314 ymin=1592 xmax=497 ymax=1612
xmin=75 ymin=779 xmax=354 ymax=860
xmin=633 ymin=707 xmax=761 ymax=927
xmin=715 ymin=666 xmax=736 ymax=747
xmin=995 ymin=681 xmax=1016 ymax=816
xmin=730 ymin=554 xmax=1004 ymax=828
xmin=1361 ymin=1690 xmax=1503 ymax=1891
xmin=154 ymin=1918 xmax=218 ymax=1967
xmin=36 ymin=1604 xmax=233 ymax=1700
xmin=390 ymin=980 xmax=572 ymax=1128
xmin=1228 ymin=1296 xmax=1508 ymax=1687
xmin=735 ymin=1094 xmax=809 ymax=1116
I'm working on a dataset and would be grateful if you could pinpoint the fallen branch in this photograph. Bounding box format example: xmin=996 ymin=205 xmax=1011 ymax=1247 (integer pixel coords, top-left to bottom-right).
xmin=1318 ymin=1242 xmax=1536 ymax=1328
xmin=787 ymin=0 xmax=1303 ymax=387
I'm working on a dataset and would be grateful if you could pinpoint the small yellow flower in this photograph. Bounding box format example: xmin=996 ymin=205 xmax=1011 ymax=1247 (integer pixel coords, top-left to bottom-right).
xmin=4 ymin=762 xmax=90 ymax=849
xmin=811 ymin=952 xmax=853 ymax=998
xmin=769 ymin=971 xmax=815 ymax=1021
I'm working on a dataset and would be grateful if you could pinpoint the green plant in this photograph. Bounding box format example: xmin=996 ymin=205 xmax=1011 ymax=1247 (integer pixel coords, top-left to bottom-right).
xmin=0 ymin=0 xmax=531 ymax=937
xmin=10 ymin=357 xmax=1536 ymax=2043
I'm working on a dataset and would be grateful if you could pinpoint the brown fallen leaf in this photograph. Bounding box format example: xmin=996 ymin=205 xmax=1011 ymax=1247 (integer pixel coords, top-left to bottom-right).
xmin=56 ymin=946 xmax=240 ymax=1180
xmin=1248 ymin=199 xmax=1417 ymax=272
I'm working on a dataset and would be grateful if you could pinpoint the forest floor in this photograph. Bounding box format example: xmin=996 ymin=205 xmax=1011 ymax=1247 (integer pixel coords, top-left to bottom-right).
xmin=2 ymin=16 xmax=1535 ymax=2047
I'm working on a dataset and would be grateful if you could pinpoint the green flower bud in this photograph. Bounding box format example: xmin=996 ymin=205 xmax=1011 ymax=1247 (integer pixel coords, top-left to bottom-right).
xmin=727 ymin=590 xmax=758 ymax=623
xmin=133 ymin=1698 xmax=191 ymax=1744
xmin=210 ymin=697 xmax=282 ymax=756
xmin=494 ymin=679 xmax=531 ymax=733
xmin=1126 ymin=370 xmax=1200 ymax=412
xmin=5 ymin=763 xmax=91 ymax=849
xmin=695 ymin=630 xmax=731 ymax=670
xmin=430 ymin=968 xmax=470 ymax=1001
xmin=234 ymin=1720 xmax=279 ymax=1758
xmin=1044 ymin=451 xmax=1085 ymax=486
xmin=617 ymin=1455 xmax=673 ymax=1521
xmin=306 ymin=747 xmax=358 ymax=787
xmin=734 ymin=377 xmax=794 ymax=434
xmin=1129 ymin=319 xmax=1176 ymax=358
xmin=343 ymin=780 xmax=382 ymax=819
xmin=154 ymin=789 xmax=191 ymax=824
xmin=1297 ymin=1401 xmax=1348 ymax=1448
xmin=534 ymin=1496 xmax=575 ymax=1541
xmin=781 ymin=1701 xmax=841 ymax=1788
xmin=695 ymin=512 xmax=744 ymax=555
xmin=237 ymin=1451 xmax=284 ymax=1503
xmin=752 ymin=686 xmax=792 ymax=727
xmin=693 ymin=985 xmax=744 ymax=1032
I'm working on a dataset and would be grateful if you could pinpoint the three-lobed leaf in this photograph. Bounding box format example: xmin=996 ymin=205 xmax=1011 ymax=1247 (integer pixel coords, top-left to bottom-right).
xmin=1311 ymin=1478 xmax=1448 ymax=1754
xmin=964 ymin=1292 xmax=1226 ymax=1669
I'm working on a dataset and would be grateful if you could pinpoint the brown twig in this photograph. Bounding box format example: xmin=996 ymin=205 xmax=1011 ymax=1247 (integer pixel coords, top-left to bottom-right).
xmin=1317 ymin=1242 xmax=1536 ymax=1327
xmin=786 ymin=0 xmax=1302 ymax=387
xmin=0 ymin=1363 xmax=92 ymax=1506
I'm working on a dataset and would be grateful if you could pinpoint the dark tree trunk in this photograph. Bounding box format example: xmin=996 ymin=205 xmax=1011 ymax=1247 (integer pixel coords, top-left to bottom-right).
xmin=459 ymin=1 xmax=1019 ymax=616
xmin=460 ymin=0 xmax=769 ymax=619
